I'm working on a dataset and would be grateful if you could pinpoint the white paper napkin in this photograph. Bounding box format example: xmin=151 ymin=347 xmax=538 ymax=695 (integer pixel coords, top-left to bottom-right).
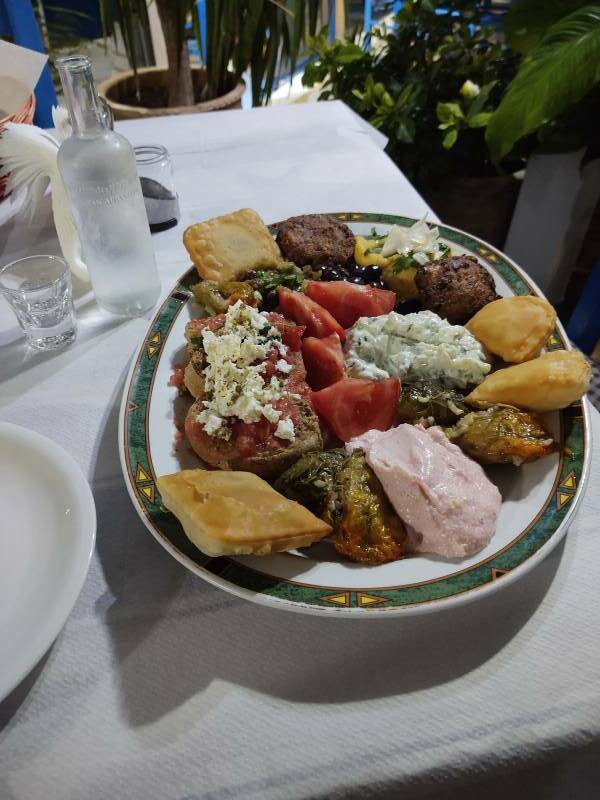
xmin=0 ymin=40 xmax=47 ymax=117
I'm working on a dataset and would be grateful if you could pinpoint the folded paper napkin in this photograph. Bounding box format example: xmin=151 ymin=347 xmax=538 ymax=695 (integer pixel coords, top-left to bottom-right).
xmin=0 ymin=110 xmax=88 ymax=281
xmin=0 ymin=40 xmax=47 ymax=118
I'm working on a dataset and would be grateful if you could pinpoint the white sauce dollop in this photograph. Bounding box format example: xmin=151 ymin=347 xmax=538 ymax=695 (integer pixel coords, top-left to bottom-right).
xmin=345 ymin=310 xmax=490 ymax=389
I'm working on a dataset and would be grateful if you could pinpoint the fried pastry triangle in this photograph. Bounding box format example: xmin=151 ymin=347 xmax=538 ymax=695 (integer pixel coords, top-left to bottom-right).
xmin=158 ymin=469 xmax=331 ymax=556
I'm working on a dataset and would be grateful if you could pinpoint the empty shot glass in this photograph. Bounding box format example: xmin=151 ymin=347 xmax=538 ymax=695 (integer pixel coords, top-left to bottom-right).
xmin=0 ymin=255 xmax=77 ymax=350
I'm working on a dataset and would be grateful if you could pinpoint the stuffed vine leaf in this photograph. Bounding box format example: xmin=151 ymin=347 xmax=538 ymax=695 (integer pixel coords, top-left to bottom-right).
xmin=397 ymin=380 xmax=469 ymax=425
xmin=444 ymin=406 xmax=556 ymax=465
xmin=325 ymin=449 xmax=406 ymax=565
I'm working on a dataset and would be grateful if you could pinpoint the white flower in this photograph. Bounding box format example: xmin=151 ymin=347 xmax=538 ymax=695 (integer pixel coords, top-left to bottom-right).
xmin=460 ymin=80 xmax=480 ymax=99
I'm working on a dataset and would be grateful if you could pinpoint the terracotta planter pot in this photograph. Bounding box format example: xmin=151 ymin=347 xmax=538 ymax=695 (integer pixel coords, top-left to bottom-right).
xmin=98 ymin=66 xmax=245 ymax=121
xmin=422 ymin=174 xmax=521 ymax=250
xmin=0 ymin=93 xmax=36 ymax=200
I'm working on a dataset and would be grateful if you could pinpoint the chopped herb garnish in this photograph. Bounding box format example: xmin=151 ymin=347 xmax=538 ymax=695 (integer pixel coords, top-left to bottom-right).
xmin=392 ymin=254 xmax=417 ymax=273
xmin=250 ymin=264 xmax=304 ymax=296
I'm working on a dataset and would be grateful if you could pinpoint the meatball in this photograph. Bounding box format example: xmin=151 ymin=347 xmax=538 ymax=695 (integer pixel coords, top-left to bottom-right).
xmin=415 ymin=255 xmax=499 ymax=325
xmin=276 ymin=214 xmax=355 ymax=268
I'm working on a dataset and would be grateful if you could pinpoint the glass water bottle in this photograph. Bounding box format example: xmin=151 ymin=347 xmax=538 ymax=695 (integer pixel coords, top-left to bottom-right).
xmin=56 ymin=56 xmax=161 ymax=317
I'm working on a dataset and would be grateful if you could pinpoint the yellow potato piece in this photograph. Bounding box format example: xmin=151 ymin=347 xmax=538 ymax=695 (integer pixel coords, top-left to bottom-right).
xmin=158 ymin=469 xmax=331 ymax=557
xmin=466 ymin=350 xmax=590 ymax=412
xmin=354 ymin=236 xmax=419 ymax=299
xmin=466 ymin=295 xmax=557 ymax=362
xmin=354 ymin=236 xmax=394 ymax=268
xmin=382 ymin=264 xmax=419 ymax=300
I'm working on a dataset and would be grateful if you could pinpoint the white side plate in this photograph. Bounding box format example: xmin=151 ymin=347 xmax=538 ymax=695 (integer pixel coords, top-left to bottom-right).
xmin=0 ymin=422 xmax=96 ymax=700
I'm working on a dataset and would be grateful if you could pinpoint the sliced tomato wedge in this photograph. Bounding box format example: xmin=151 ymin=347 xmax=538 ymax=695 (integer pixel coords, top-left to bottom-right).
xmin=168 ymin=366 xmax=186 ymax=388
xmin=279 ymin=320 xmax=305 ymax=352
xmin=302 ymin=334 xmax=346 ymax=391
xmin=305 ymin=281 xmax=396 ymax=329
xmin=278 ymin=288 xmax=346 ymax=342
xmin=310 ymin=377 xmax=400 ymax=442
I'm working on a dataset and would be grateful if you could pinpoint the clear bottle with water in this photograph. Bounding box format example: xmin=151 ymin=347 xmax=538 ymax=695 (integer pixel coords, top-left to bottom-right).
xmin=56 ymin=55 xmax=161 ymax=317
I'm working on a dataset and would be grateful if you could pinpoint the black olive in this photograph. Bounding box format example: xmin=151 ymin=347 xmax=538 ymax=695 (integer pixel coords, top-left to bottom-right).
xmin=364 ymin=265 xmax=383 ymax=281
xmin=261 ymin=293 xmax=278 ymax=311
xmin=321 ymin=267 xmax=343 ymax=281
xmin=369 ymin=279 xmax=387 ymax=290
xmin=349 ymin=275 xmax=366 ymax=285
xmin=396 ymin=298 xmax=421 ymax=314
xmin=349 ymin=265 xmax=368 ymax=279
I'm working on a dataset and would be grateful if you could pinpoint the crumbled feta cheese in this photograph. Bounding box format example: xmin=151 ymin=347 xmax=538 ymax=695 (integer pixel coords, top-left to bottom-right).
xmin=275 ymin=418 xmax=295 ymax=441
xmin=196 ymin=301 xmax=292 ymax=436
xmin=198 ymin=411 xmax=226 ymax=437
xmin=276 ymin=358 xmax=293 ymax=374
xmin=262 ymin=404 xmax=282 ymax=424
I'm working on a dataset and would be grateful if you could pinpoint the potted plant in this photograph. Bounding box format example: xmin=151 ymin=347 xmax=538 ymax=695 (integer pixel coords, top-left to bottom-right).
xmin=98 ymin=0 xmax=324 ymax=119
xmin=303 ymin=0 xmax=525 ymax=247
xmin=487 ymin=0 xmax=600 ymax=302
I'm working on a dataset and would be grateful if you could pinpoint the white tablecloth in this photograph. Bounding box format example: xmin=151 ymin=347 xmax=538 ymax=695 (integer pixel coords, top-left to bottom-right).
xmin=1 ymin=101 xmax=600 ymax=800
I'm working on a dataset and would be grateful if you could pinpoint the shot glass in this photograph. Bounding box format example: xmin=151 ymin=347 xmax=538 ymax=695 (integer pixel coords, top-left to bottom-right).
xmin=134 ymin=144 xmax=180 ymax=233
xmin=0 ymin=255 xmax=77 ymax=351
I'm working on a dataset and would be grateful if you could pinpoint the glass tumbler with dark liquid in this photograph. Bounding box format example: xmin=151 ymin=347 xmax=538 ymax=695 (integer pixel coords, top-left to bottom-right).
xmin=134 ymin=145 xmax=180 ymax=233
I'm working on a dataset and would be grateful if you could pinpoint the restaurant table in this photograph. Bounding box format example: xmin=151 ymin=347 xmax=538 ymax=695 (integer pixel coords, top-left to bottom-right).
xmin=1 ymin=100 xmax=600 ymax=800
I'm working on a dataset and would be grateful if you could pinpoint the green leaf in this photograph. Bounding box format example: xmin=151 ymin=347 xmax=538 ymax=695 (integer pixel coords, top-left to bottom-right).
xmin=442 ymin=128 xmax=458 ymax=149
xmin=396 ymin=83 xmax=413 ymax=110
xmin=504 ymin=0 xmax=589 ymax=54
xmin=468 ymin=112 xmax=492 ymax=128
xmin=437 ymin=101 xmax=464 ymax=123
xmin=336 ymin=43 xmax=365 ymax=64
xmin=381 ymin=90 xmax=394 ymax=108
xmin=467 ymin=80 xmax=497 ymax=118
xmin=487 ymin=6 xmax=600 ymax=162
xmin=397 ymin=118 xmax=416 ymax=143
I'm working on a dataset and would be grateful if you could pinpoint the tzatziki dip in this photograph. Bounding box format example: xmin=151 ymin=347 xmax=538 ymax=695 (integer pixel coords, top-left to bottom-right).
xmin=345 ymin=310 xmax=490 ymax=388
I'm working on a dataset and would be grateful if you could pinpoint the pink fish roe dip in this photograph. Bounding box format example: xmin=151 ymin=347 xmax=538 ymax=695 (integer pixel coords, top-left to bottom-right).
xmin=347 ymin=424 xmax=501 ymax=559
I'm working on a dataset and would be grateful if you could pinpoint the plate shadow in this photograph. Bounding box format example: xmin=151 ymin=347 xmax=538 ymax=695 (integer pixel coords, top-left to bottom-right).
xmin=93 ymin=374 xmax=566 ymax=728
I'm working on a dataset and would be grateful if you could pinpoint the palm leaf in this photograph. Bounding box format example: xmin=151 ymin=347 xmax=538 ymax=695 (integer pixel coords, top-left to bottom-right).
xmin=307 ymin=0 xmax=319 ymax=34
xmin=284 ymin=0 xmax=303 ymax=80
xmin=504 ymin=0 xmax=590 ymax=53
xmin=250 ymin=4 xmax=269 ymax=105
xmin=99 ymin=0 xmax=149 ymax=78
xmin=263 ymin=9 xmax=283 ymax=102
xmin=235 ymin=0 xmax=264 ymax=79
xmin=174 ymin=0 xmax=195 ymax=76
xmin=193 ymin=0 xmax=327 ymax=104
xmin=487 ymin=5 xmax=600 ymax=162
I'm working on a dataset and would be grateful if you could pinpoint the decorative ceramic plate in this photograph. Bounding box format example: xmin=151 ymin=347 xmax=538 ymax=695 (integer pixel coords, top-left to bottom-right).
xmin=119 ymin=213 xmax=590 ymax=617
xmin=0 ymin=422 xmax=96 ymax=699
